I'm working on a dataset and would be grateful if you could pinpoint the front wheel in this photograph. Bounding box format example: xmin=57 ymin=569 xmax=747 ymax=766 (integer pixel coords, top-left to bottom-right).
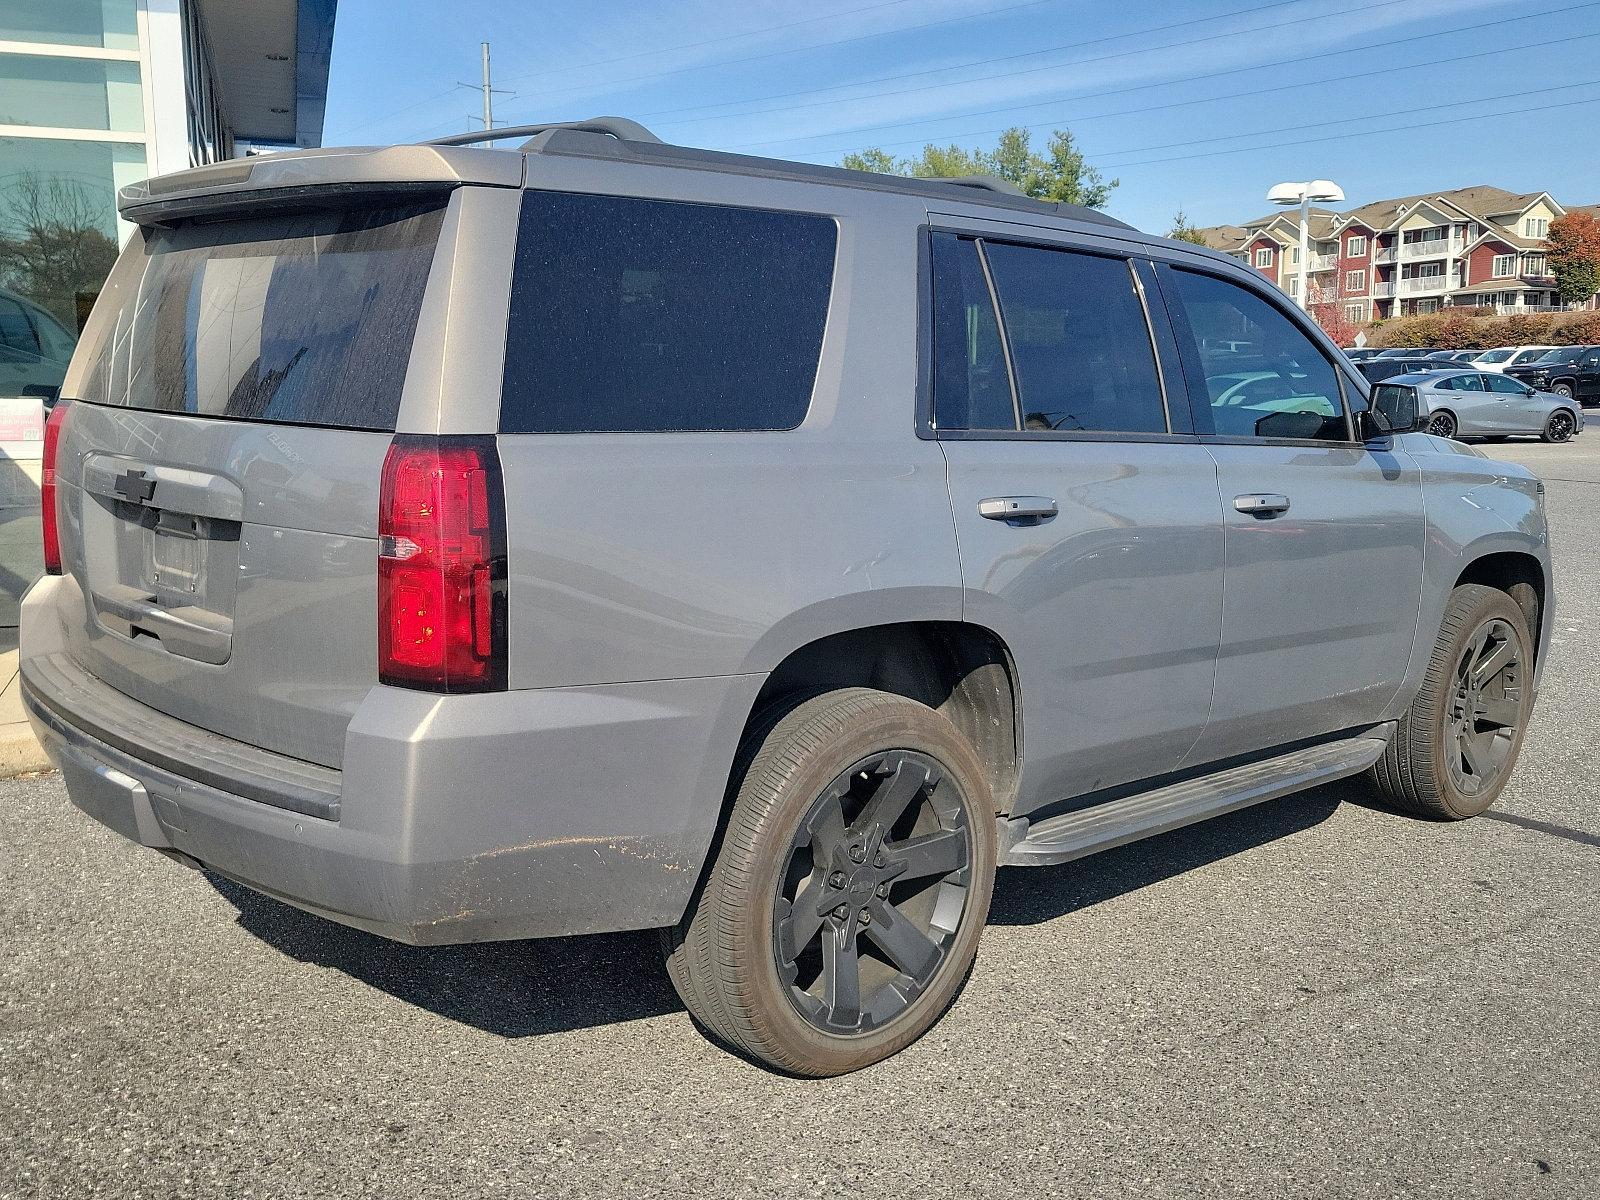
xmin=665 ymin=688 xmax=997 ymax=1075
xmin=1427 ymin=410 xmax=1458 ymax=439
xmin=1552 ymin=383 xmax=1575 ymax=399
xmin=1370 ymin=584 xmax=1534 ymax=820
xmin=1543 ymin=409 xmax=1576 ymax=443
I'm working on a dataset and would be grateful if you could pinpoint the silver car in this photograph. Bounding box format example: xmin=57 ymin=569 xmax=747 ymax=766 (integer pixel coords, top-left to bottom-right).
xmin=21 ymin=119 xmax=1556 ymax=1076
xmin=1376 ymin=369 xmax=1582 ymax=442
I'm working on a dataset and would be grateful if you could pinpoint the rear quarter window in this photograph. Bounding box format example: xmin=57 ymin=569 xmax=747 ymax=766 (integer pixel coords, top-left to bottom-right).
xmin=499 ymin=191 xmax=837 ymax=433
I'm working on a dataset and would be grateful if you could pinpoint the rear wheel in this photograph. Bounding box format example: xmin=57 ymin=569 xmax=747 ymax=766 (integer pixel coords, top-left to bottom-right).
xmin=1370 ymin=584 xmax=1534 ymax=820
xmin=1552 ymin=382 xmax=1575 ymax=399
xmin=1427 ymin=410 xmax=1458 ymax=439
xmin=664 ymin=688 xmax=996 ymax=1075
xmin=1543 ymin=410 xmax=1576 ymax=443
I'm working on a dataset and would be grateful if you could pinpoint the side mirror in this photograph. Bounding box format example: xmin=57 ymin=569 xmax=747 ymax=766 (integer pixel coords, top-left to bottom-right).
xmin=1356 ymin=407 xmax=1393 ymax=442
xmin=1524 ymin=386 xmax=1537 ymax=397
xmin=1367 ymin=385 xmax=1418 ymax=437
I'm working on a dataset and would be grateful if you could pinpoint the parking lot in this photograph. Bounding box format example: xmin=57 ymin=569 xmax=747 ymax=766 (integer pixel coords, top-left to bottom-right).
xmin=3 ymin=437 xmax=1597 ymax=1199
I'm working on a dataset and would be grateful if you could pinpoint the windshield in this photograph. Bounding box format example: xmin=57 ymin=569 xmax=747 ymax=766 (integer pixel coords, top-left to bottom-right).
xmin=1533 ymin=348 xmax=1574 ymax=363
xmin=1474 ymin=349 xmax=1513 ymax=363
xmin=76 ymin=201 xmax=446 ymax=431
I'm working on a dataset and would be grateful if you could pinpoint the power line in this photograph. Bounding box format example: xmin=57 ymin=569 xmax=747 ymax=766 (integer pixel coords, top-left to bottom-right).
xmin=748 ymin=2 xmax=1599 ymax=159
xmin=760 ymin=27 xmax=1595 ymax=161
xmin=1095 ymin=77 xmax=1600 ymax=162
xmin=336 ymin=0 xmax=1046 ymax=139
xmin=628 ymin=0 xmax=1383 ymax=127
xmin=497 ymin=0 xmax=1060 ymax=90
xmin=1110 ymin=93 xmax=1600 ymax=169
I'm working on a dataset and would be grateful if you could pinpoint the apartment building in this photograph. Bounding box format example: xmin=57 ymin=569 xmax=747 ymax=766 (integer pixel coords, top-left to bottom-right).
xmin=1198 ymin=186 xmax=1569 ymax=321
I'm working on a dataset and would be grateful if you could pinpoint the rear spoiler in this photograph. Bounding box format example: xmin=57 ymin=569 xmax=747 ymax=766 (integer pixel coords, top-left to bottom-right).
xmin=117 ymin=144 xmax=523 ymax=226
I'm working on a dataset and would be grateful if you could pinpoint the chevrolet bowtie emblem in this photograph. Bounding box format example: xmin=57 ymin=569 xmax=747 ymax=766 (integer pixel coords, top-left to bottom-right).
xmin=113 ymin=468 xmax=156 ymax=505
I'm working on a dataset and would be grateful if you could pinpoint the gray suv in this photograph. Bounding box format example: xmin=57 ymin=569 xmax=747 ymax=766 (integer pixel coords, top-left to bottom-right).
xmin=22 ymin=119 xmax=1552 ymax=1076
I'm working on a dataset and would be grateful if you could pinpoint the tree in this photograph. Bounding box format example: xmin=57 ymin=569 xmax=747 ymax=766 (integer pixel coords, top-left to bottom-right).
xmin=841 ymin=127 xmax=1118 ymax=210
xmin=1547 ymin=211 xmax=1600 ymax=307
xmin=1167 ymin=211 xmax=1208 ymax=245
xmin=0 ymin=174 xmax=119 ymax=328
xmin=1305 ymin=278 xmax=1360 ymax=347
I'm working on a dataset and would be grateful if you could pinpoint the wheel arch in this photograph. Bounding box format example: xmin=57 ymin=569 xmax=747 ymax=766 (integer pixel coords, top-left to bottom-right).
xmin=1455 ymin=550 xmax=1546 ymax=664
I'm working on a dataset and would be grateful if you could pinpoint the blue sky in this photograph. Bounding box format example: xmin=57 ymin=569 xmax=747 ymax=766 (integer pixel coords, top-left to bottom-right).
xmin=322 ymin=0 xmax=1600 ymax=232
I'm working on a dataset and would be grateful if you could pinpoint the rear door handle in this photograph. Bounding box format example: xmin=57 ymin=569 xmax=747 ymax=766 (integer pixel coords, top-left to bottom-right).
xmin=1233 ymin=493 xmax=1291 ymax=517
xmin=979 ymin=496 xmax=1058 ymax=521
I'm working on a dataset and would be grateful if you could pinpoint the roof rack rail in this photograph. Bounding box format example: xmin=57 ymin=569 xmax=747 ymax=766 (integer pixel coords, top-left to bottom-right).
xmin=936 ymin=175 xmax=1028 ymax=198
xmin=423 ymin=117 xmax=662 ymax=149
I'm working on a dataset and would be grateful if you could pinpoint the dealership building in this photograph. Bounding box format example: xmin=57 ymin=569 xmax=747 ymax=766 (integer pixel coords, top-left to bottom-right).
xmin=0 ymin=0 xmax=338 ymax=621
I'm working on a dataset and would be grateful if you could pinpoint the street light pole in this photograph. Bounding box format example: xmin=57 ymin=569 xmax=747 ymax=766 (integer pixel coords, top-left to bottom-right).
xmin=1268 ymin=179 xmax=1345 ymax=311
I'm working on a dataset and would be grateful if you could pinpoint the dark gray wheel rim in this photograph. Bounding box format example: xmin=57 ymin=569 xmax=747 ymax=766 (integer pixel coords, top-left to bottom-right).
xmin=773 ymin=750 xmax=972 ymax=1035
xmin=1446 ymin=617 xmax=1523 ymax=798
xmin=1428 ymin=412 xmax=1456 ymax=438
xmin=1548 ymin=411 xmax=1575 ymax=441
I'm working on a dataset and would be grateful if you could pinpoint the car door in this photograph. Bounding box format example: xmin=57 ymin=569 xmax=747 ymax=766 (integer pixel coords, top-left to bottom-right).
xmin=1152 ymin=261 xmax=1427 ymax=768
xmin=929 ymin=226 xmax=1225 ymax=817
xmin=1444 ymin=371 xmax=1504 ymax=433
xmin=1579 ymin=348 xmax=1600 ymax=402
xmin=1481 ymin=370 xmax=1545 ymax=430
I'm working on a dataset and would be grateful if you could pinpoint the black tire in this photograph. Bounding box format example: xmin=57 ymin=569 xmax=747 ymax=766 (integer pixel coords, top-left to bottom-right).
xmin=1427 ymin=410 xmax=1458 ymax=439
xmin=1370 ymin=584 xmax=1534 ymax=820
xmin=1543 ymin=410 xmax=1576 ymax=443
xmin=1552 ymin=383 xmax=1574 ymax=399
xmin=664 ymin=688 xmax=996 ymax=1076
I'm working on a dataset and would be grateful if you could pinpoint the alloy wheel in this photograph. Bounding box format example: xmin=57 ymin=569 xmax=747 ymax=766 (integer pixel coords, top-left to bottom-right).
xmin=1547 ymin=411 xmax=1575 ymax=442
xmin=1428 ymin=412 xmax=1457 ymax=438
xmin=773 ymin=750 xmax=973 ymax=1036
xmin=1445 ymin=617 xmax=1523 ymax=798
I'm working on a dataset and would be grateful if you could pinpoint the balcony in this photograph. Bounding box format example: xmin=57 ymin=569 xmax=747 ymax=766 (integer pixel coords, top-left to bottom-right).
xmin=1310 ymin=254 xmax=1337 ymax=271
xmin=1398 ymin=239 xmax=1458 ymax=262
xmin=1373 ymin=247 xmax=1397 ymax=264
xmin=1372 ymin=281 xmax=1396 ymax=298
xmin=1398 ymin=275 xmax=1451 ymax=295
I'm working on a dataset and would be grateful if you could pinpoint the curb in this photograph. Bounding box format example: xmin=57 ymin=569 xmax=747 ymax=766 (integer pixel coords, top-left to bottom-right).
xmin=0 ymin=722 xmax=52 ymax=777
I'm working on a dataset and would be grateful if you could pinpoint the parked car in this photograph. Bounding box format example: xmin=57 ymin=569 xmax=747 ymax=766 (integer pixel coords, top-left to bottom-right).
xmin=1372 ymin=370 xmax=1581 ymax=442
xmin=0 ymin=286 xmax=77 ymax=402
xmin=1504 ymin=345 xmax=1600 ymax=404
xmin=1357 ymin=356 xmax=1446 ymax=384
xmin=1439 ymin=350 xmax=1485 ymax=362
xmin=22 ymin=119 xmax=1554 ymax=1077
xmin=1472 ymin=345 xmax=1558 ymax=374
xmin=1342 ymin=347 xmax=1381 ymax=362
xmin=1375 ymin=346 xmax=1439 ymax=358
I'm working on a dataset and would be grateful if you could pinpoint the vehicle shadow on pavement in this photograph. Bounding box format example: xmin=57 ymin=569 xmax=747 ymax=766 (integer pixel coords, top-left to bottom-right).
xmin=208 ymin=875 xmax=681 ymax=1037
xmin=206 ymin=781 xmax=1351 ymax=1037
xmin=988 ymin=782 xmax=1349 ymax=926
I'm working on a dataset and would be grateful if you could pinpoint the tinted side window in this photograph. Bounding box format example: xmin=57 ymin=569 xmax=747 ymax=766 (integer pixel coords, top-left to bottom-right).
xmin=983 ymin=243 xmax=1166 ymax=434
xmin=930 ymin=234 xmax=1012 ymax=430
xmin=1484 ymin=374 xmax=1525 ymax=394
xmin=500 ymin=192 xmax=837 ymax=433
xmin=1168 ymin=268 xmax=1348 ymax=441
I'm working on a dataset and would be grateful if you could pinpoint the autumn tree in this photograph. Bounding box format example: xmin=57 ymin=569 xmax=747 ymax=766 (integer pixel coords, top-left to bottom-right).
xmin=1167 ymin=211 xmax=1209 ymax=245
xmin=843 ymin=127 xmax=1117 ymax=209
xmin=0 ymin=175 xmax=119 ymax=328
xmin=1547 ymin=210 xmax=1600 ymax=307
xmin=1297 ymin=276 xmax=1362 ymax=346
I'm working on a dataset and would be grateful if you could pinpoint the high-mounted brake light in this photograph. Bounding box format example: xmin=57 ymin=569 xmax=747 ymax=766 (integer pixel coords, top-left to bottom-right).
xmin=377 ymin=435 xmax=508 ymax=692
xmin=41 ymin=400 xmax=72 ymax=576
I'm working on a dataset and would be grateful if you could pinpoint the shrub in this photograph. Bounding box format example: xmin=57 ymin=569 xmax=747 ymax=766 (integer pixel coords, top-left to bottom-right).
xmin=1551 ymin=310 xmax=1600 ymax=344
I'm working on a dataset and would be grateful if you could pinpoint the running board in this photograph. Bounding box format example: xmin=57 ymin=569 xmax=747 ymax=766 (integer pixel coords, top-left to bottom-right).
xmin=999 ymin=729 xmax=1393 ymax=868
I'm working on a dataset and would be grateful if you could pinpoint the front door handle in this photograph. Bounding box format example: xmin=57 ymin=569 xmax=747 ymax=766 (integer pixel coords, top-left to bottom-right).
xmin=978 ymin=496 xmax=1058 ymax=522
xmin=1233 ymin=493 xmax=1291 ymax=518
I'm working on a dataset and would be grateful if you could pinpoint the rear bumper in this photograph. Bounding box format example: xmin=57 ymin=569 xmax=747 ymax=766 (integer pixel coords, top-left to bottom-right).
xmin=22 ymin=581 xmax=762 ymax=945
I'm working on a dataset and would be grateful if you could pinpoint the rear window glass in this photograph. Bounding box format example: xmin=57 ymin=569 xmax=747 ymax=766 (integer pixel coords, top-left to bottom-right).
xmin=79 ymin=202 xmax=446 ymax=430
xmin=499 ymin=191 xmax=837 ymax=433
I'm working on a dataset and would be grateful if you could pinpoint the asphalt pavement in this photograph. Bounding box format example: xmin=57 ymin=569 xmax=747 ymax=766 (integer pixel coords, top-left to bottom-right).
xmin=2 ymin=436 xmax=1597 ymax=1199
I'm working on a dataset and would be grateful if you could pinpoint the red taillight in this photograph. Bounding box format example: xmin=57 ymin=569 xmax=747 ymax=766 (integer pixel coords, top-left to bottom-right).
xmin=41 ymin=400 xmax=72 ymax=576
xmin=377 ymin=435 xmax=507 ymax=692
